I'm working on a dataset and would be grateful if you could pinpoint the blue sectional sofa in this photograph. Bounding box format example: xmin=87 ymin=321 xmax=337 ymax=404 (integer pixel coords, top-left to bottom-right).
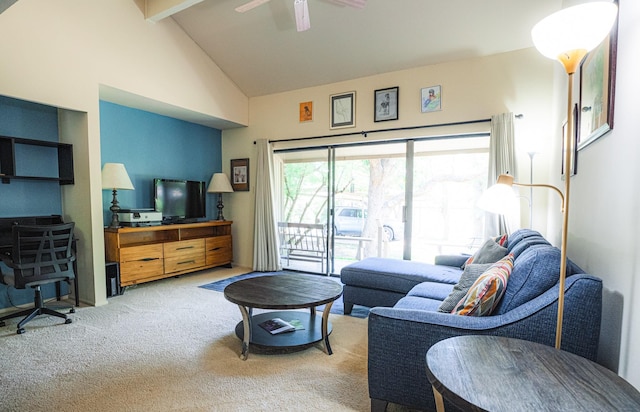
xmin=340 ymin=229 xmax=603 ymax=412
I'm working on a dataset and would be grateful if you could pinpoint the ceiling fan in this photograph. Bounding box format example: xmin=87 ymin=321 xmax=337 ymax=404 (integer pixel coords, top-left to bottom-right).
xmin=235 ymin=0 xmax=366 ymax=32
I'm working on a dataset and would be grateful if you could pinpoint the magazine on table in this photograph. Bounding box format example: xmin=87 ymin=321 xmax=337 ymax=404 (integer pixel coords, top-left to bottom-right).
xmin=258 ymin=318 xmax=296 ymax=335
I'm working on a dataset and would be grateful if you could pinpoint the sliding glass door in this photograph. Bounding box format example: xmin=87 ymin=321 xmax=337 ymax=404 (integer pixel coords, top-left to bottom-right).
xmin=276 ymin=134 xmax=489 ymax=274
xmin=409 ymin=137 xmax=489 ymax=263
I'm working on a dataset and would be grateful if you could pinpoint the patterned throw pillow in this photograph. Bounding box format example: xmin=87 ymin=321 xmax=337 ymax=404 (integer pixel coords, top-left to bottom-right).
xmin=437 ymin=263 xmax=493 ymax=313
xmin=462 ymin=235 xmax=509 ymax=268
xmin=452 ymin=254 xmax=514 ymax=316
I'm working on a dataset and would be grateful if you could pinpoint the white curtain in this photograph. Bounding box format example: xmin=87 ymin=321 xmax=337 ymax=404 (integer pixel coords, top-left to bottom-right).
xmin=485 ymin=112 xmax=517 ymax=237
xmin=253 ymin=139 xmax=282 ymax=271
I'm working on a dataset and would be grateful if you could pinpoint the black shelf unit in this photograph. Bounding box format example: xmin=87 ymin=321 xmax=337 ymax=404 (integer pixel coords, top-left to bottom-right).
xmin=0 ymin=135 xmax=74 ymax=184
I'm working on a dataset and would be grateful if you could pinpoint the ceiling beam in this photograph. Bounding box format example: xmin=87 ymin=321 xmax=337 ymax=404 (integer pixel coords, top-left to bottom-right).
xmin=0 ymin=0 xmax=18 ymax=14
xmin=144 ymin=0 xmax=203 ymax=23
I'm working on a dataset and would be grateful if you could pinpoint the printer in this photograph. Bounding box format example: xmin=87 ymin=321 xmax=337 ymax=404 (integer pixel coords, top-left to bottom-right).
xmin=118 ymin=209 xmax=162 ymax=227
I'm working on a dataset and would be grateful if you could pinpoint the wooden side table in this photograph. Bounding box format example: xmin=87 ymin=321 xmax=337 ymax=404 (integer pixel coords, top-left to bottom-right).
xmin=426 ymin=335 xmax=640 ymax=411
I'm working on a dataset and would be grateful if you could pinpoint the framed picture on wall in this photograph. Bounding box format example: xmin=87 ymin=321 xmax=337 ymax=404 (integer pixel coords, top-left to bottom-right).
xmin=374 ymin=86 xmax=398 ymax=122
xmin=577 ymin=0 xmax=618 ymax=150
xmin=230 ymin=158 xmax=249 ymax=191
xmin=421 ymin=85 xmax=442 ymax=113
xmin=330 ymin=91 xmax=355 ymax=129
xmin=299 ymin=101 xmax=313 ymax=122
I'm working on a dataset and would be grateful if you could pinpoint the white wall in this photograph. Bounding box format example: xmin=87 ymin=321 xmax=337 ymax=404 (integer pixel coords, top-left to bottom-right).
xmin=223 ymin=47 xmax=556 ymax=269
xmin=0 ymin=0 xmax=248 ymax=306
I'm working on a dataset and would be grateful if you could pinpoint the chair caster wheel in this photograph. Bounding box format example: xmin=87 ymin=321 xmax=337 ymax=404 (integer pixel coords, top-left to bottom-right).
xmin=70 ymin=308 xmax=76 ymax=314
xmin=65 ymin=319 xmax=72 ymax=324
xmin=17 ymin=328 xmax=25 ymax=334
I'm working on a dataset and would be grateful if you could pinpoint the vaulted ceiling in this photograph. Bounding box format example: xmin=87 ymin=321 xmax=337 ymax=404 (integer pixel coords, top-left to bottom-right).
xmin=144 ymin=0 xmax=562 ymax=97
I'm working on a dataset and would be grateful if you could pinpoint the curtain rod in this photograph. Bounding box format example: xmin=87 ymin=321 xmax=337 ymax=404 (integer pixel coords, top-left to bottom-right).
xmin=253 ymin=118 xmax=493 ymax=145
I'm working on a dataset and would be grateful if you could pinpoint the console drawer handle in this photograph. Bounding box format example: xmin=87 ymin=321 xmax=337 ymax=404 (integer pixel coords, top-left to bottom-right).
xmin=140 ymin=257 xmax=160 ymax=262
xmin=176 ymin=246 xmax=195 ymax=250
xmin=178 ymin=260 xmax=196 ymax=265
xmin=210 ymin=247 xmax=222 ymax=251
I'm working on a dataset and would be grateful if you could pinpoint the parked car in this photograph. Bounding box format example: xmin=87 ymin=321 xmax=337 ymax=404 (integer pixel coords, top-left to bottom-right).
xmin=334 ymin=207 xmax=402 ymax=241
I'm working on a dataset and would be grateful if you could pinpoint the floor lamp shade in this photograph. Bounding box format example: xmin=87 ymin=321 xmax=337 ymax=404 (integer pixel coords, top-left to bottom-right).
xmin=531 ymin=2 xmax=618 ymax=73
xmin=101 ymin=163 xmax=134 ymax=229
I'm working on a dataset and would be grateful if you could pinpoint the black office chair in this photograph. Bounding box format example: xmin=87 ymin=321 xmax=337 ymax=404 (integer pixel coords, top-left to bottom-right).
xmin=0 ymin=222 xmax=76 ymax=334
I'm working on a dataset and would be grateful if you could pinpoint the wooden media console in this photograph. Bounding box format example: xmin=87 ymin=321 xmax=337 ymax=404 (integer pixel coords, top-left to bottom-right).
xmin=104 ymin=221 xmax=232 ymax=287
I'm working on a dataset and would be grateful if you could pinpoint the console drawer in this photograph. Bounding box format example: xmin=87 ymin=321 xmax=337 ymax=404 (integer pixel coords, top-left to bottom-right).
xmin=119 ymin=244 xmax=164 ymax=285
xmin=164 ymin=239 xmax=205 ymax=273
xmin=206 ymin=235 xmax=232 ymax=266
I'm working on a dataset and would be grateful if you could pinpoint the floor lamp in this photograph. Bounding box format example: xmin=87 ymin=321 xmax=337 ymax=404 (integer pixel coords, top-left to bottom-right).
xmin=530 ymin=1 xmax=617 ymax=349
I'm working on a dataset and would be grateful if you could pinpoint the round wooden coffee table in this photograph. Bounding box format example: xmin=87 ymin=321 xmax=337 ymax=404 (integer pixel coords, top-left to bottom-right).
xmin=223 ymin=273 xmax=343 ymax=360
xmin=426 ymin=335 xmax=640 ymax=411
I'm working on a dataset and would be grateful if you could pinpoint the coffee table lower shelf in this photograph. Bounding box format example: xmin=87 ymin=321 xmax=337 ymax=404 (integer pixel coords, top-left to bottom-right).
xmin=234 ymin=310 xmax=332 ymax=354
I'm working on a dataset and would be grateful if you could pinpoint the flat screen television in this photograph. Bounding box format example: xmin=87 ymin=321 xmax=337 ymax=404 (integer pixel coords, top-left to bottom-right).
xmin=154 ymin=178 xmax=206 ymax=223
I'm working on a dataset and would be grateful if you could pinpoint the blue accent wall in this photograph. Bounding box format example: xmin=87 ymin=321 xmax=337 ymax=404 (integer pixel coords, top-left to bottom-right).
xmin=0 ymin=95 xmax=63 ymax=216
xmin=99 ymin=101 xmax=223 ymax=225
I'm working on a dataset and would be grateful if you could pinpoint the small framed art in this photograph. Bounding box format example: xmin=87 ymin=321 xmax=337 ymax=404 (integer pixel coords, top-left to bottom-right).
xmin=230 ymin=158 xmax=249 ymax=191
xmin=374 ymin=86 xmax=398 ymax=122
xmin=330 ymin=92 xmax=355 ymax=129
xmin=421 ymin=85 xmax=442 ymax=113
xmin=299 ymin=101 xmax=313 ymax=122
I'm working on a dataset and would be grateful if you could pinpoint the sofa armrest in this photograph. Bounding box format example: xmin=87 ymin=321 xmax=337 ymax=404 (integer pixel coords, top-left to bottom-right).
xmin=433 ymin=254 xmax=469 ymax=268
xmin=367 ymin=274 xmax=602 ymax=411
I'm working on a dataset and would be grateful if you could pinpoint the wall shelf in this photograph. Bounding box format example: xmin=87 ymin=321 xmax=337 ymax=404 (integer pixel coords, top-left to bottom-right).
xmin=0 ymin=135 xmax=74 ymax=184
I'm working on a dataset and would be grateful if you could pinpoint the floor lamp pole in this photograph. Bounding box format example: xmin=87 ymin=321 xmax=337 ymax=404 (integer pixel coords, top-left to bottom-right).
xmin=556 ymin=68 xmax=575 ymax=349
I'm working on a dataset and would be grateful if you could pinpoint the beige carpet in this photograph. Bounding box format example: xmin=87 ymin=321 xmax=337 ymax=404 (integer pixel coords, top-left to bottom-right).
xmin=0 ymin=267 xmax=409 ymax=412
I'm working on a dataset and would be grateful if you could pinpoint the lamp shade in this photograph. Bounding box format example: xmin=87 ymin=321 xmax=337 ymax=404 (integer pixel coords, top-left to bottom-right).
xmin=101 ymin=163 xmax=134 ymax=190
xmin=531 ymin=2 xmax=618 ymax=60
xmin=477 ymin=181 xmax=519 ymax=216
xmin=207 ymin=173 xmax=234 ymax=193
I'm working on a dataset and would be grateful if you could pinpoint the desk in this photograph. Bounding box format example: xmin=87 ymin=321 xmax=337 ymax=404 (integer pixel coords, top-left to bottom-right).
xmin=426 ymin=335 xmax=640 ymax=411
xmin=0 ymin=215 xmax=79 ymax=307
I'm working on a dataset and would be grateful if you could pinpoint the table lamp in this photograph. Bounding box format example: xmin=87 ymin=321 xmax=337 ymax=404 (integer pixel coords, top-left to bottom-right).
xmin=101 ymin=163 xmax=135 ymax=229
xmin=207 ymin=173 xmax=234 ymax=221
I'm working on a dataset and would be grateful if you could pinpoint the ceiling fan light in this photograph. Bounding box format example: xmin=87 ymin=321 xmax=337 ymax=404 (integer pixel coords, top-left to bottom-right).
xmin=294 ymin=0 xmax=311 ymax=32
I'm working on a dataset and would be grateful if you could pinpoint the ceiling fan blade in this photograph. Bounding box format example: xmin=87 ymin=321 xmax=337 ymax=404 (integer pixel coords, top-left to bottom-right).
xmin=235 ymin=0 xmax=271 ymax=13
xmin=294 ymin=0 xmax=311 ymax=32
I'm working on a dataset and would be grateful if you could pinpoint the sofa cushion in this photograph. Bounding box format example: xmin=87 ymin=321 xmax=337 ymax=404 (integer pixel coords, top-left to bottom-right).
xmin=505 ymin=229 xmax=544 ymax=250
xmin=508 ymin=236 xmax=550 ymax=259
xmin=452 ymin=254 xmax=514 ymax=316
xmin=437 ymin=263 xmax=493 ymax=313
xmin=493 ymin=246 xmax=562 ymax=315
xmin=340 ymin=257 xmax=462 ymax=295
xmin=462 ymin=237 xmax=508 ymax=268
xmin=407 ymin=281 xmax=456 ymax=301
xmin=393 ymin=295 xmax=443 ymax=312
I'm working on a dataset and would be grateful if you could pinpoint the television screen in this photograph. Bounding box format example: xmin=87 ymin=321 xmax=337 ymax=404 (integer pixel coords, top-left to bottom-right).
xmin=154 ymin=179 xmax=206 ymax=222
